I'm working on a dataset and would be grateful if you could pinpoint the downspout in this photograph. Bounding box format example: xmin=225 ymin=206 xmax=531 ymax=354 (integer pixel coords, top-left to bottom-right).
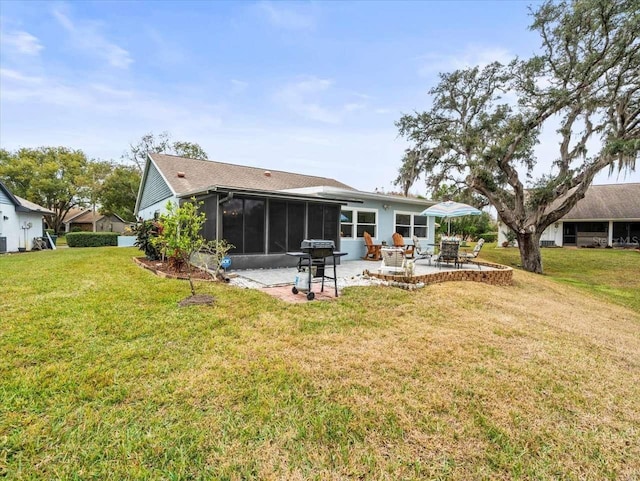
xmin=217 ymin=192 xmax=234 ymax=205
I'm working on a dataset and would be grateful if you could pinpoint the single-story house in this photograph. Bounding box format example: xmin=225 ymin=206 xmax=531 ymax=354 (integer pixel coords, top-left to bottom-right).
xmin=0 ymin=180 xmax=54 ymax=253
xmin=498 ymin=183 xmax=640 ymax=248
xmin=135 ymin=153 xmax=436 ymax=268
xmin=280 ymin=185 xmax=437 ymax=260
xmin=63 ymin=208 xmax=132 ymax=233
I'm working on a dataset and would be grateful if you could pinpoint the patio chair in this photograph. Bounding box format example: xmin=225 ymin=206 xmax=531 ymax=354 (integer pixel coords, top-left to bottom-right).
xmin=378 ymin=247 xmax=407 ymax=275
xmin=412 ymin=236 xmax=434 ymax=265
xmin=435 ymin=240 xmax=460 ymax=269
xmin=392 ymin=232 xmax=415 ymax=259
xmin=363 ymin=231 xmax=382 ymax=261
xmin=458 ymin=238 xmax=484 ymax=269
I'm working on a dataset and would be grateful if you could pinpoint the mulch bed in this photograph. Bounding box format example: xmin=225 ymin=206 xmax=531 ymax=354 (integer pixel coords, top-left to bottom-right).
xmin=133 ymin=257 xmax=214 ymax=281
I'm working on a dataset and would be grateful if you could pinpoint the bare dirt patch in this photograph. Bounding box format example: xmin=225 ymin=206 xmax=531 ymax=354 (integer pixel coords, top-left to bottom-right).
xmin=178 ymin=294 xmax=215 ymax=307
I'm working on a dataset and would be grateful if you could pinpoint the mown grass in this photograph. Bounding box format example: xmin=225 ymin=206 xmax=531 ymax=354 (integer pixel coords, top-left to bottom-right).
xmin=478 ymin=243 xmax=640 ymax=313
xmin=1 ymin=247 xmax=639 ymax=480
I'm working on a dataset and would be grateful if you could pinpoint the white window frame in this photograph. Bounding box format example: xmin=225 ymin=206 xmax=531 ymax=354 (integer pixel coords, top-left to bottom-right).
xmin=394 ymin=210 xmax=429 ymax=238
xmin=340 ymin=208 xmax=355 ymax=238
xmin=340 ymin=207 xmax=378 ymax=239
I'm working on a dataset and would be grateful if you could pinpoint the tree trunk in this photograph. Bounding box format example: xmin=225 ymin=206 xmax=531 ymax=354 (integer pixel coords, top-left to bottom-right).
xmin=517 ymin=232 xmax=543 ymax=273
xmin=186 ymin=261 xmax=196 ymax=296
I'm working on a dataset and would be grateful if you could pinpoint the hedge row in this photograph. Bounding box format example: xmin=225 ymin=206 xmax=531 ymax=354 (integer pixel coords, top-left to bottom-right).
xmin=477 ymin=232 xmax=498 ymax=243
xmin=66 ymin=232 xmax=119 ymax=247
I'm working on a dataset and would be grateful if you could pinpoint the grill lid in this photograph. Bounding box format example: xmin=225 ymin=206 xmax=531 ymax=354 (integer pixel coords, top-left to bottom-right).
xmin=301 ymin=239 xmax=335 ymax=250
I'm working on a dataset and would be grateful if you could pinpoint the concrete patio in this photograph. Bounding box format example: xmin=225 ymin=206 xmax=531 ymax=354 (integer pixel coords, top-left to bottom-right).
xmin=229 ymin=258 xmax=497 ymax=289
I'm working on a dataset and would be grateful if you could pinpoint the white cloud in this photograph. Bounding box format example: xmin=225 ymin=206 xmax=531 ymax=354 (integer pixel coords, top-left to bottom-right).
xmin=344 ymin=102 xmax=365 ymax=113
xmin=52 ymin=6 xmax=133 ymax=69
xmin=0 ymin=68 xmax=222 ymax=135
xmin=419 ymin=45 xmax=514 ymax=77
xmin=230 ymin=79 xmax=249 ymax=94
xmin=0 ymin=30 xmax=43 ymax=55
xmin=145 ymin=28 xmax=187 ymax=67
xmin=274 ymin=77 xmax=379 ymax=124
xmin=0 ymin=68 xmax=43 ymax=84
xmin=275 ymin=77 xmax=340 ymax=124
xmin=257 ymin=1 xmax=316 ymax=30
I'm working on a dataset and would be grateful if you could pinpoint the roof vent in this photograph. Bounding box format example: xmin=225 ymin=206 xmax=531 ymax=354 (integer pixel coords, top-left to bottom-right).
xmin=264 ymin=171 xmax=271 ymax=177
xmin=177 ymin=171 xmax=185 ymax=178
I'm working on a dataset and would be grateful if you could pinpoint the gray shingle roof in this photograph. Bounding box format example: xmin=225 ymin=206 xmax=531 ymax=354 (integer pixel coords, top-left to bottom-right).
xmin=149 ymin=153 xmax=355 ymax=195
xmin=1 ymin=180 xmax=53 ymax=214
xmin=563 ymin=183 xmax=640 ymax=220
xmin=15 ymin=195 xmax=54 ymax=214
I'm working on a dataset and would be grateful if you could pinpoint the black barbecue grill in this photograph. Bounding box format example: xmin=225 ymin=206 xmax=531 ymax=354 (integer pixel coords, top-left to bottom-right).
xmin=287 ymin=239 xmax=347 ymax=300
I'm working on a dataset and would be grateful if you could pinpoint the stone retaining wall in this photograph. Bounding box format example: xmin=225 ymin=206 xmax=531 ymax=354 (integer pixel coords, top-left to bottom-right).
xmin=366 ymin=260 xmax=513 ymax=286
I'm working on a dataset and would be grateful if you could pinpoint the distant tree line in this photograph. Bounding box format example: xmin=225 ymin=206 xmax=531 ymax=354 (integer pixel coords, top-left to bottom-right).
xmin=0 ymin=132 xmax=207 ymax=234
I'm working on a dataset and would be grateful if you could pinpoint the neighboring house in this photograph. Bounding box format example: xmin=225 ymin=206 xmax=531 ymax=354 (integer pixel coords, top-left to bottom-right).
xmin=135 ymin=153 xmax=436 ymax=268
xmin=497 ymin=183 xmax=640 ymax=248
xmin=0 ymin=181 xmax=54 ymax=253
xmin=63 ymin=208 xmax=132 ymax=233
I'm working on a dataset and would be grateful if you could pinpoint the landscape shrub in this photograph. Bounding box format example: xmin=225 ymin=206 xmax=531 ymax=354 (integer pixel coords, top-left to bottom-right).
xmin=70 ymin=226 xmax=83 ymax=233
xmin=478 ymin=232 xmax=498 ymax=243
xmin=133 ymin=216 xmax=163 ymax=260
xmin=66 ymin=232 xmax=119 ymax=247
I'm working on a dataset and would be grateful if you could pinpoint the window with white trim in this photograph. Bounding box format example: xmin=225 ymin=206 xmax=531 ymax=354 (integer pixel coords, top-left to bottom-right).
xmin=340 ymin=208 xmax=377 ymax=238
xmin=340 ymin=209 xmax=353 ymax=237
xmin=356 ymin=211 xmax=377 ymax=237
xmin=395 ymin=212 xmax=428 ymax=238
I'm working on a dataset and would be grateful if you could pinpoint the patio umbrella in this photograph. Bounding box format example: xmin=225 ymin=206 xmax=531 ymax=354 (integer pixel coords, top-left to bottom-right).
xmin=419 ymin=201 xmax=481 ymax=235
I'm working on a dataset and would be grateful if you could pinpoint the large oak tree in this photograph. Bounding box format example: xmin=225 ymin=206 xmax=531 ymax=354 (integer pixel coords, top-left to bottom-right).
xmin=0 ymin=147 xmax=90 ymax=234
xmin=97 ymin=165 xmax=141 ymax=222
xmin=396 ymin=0 xmax=639 ymax=273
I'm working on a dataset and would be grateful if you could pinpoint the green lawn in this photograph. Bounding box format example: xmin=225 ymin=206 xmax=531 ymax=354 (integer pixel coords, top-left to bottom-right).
xmin=54 ymin=234 xmax=67 ymax=246
xmin=479 ymin=243 xmax=640 ymax=312
xmin=1 ymin=247 xmax=639 ymax=480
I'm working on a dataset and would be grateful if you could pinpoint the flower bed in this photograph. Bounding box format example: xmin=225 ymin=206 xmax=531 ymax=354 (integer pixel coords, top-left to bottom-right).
xmin=133 ymin=257 xmax=214 ymax=281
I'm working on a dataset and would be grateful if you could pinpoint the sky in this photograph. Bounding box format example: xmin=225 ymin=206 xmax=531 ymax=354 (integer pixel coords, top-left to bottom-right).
xmin=1 ymin=0 xmax=638 ymax=195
